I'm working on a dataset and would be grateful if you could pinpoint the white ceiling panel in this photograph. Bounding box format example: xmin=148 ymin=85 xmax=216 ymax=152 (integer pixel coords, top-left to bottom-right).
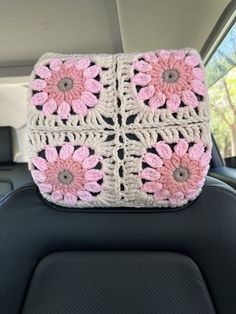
xmin=0 ymin=0 xmax=123 ymax=66
xmin=116 ymin=0 xmax=231 ymax=53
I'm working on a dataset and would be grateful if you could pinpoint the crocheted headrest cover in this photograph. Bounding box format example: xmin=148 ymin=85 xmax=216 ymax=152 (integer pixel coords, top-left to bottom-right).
xmin=28 ymin=49 xmax=211 ymax=208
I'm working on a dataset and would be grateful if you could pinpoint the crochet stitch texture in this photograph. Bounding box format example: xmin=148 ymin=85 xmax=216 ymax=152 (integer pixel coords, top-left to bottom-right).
xmin=28 ymin=49 xmax=211 ymax=208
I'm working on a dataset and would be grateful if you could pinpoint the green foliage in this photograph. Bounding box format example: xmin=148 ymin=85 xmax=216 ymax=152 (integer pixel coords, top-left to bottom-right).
xmin=206 ymin=21 xmax=236 ymax=159
xmin=206 ymin=22 xmax=236 ymax=88
xmin=208 ymin=67 xmax=236 ymax=158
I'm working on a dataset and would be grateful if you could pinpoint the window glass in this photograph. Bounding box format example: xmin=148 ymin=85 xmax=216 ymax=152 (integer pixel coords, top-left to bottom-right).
xmin=206 ymin=22 xmax=236 ymax=160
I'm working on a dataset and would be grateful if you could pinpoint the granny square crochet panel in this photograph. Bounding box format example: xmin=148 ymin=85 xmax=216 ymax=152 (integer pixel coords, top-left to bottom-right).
xmin=28 ymin=49 xmax=211 ymax=208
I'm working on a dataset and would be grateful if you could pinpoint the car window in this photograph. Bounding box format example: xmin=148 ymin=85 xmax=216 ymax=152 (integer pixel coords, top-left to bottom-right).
xmin=206 ymin=21 xmax=236 ymax=162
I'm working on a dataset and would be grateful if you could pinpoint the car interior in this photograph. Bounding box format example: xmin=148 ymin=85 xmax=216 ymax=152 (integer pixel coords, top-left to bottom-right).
xmin=0 ymin=1 xmax=236 ymax=313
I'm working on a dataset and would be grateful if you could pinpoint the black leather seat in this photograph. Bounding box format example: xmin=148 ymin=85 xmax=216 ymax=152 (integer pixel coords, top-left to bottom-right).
xmin=0 ymin=176 xmax=236 ymax=314
xmin=0 ymin=127 xmax=32 ymax=199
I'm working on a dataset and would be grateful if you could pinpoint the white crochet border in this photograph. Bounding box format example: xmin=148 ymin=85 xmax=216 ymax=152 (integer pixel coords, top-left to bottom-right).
xmin=28 ymin=49 xmax=211 ymax=208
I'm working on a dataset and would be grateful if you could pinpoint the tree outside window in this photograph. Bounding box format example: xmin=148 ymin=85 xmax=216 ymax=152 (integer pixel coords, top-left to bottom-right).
xmin=206 ymin=22 xmax=236 ymax=159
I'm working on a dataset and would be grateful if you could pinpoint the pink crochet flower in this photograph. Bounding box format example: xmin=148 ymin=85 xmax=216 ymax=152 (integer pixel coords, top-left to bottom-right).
xmin=31 ymin=57 xmax=103 ymax=119
xmin=133 ymin=50 xmax=207 ymax=112
xmin=31 ymin=143 xmax=105 ymax=206
xmin=140 ymin=139 xmax=211 ymax=206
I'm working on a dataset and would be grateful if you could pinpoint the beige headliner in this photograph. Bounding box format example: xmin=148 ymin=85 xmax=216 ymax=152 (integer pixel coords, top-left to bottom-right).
xmin=0 ymin=0 xmax=123 ymax=66
xmin=117 ymin=0 xmax=231 ymax=52
xmin=0 ymin=0 xmax=231 ymax=68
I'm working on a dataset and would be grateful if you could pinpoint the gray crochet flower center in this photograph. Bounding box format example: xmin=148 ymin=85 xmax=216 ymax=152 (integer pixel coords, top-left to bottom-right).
xmin=162 ymin=70 xmax=179 ymax=82
xmin=173 ymin=167 xmax=189 ymax=182
xmin=58 ymin=78 xmax=74 ymax=91
xmin=58 ymin=170 xmax=74 ymax=184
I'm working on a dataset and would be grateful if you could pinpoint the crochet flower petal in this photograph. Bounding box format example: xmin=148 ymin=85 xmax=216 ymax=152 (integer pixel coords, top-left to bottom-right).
xmin=154 ymin=190 xmax=170 ymax=201
xmin=84 ymin=65 xmax=100 ymax=78
xmin=172 ymin=50 xmax=185 ymax=60
xmin=182 ymin=90 xmax=198 ymax=107
xmin=76 ymin=57 xmax=91 ymax=70
xmin=84 ymin=79 xmax=103 ymax=93
xmin=49 ymin=58 xmax=63 ymax=71
xmin=132 ymin=73 xmax=151 ymax=86
xmin=32 ymin=156 xmax=48 ymax=171
xmin=138 ymin=85 xmax=155 ymax=101
xmin=81 ymin=91 xmax=98 ymax=107
xmin=186 ymin=189 xmax=199 ymax=200
xmin=154 ymin=141 xmax=172 ymax=159
xmin=73 ymin=146 xmax=90 ymax=162
xmin=59 ymin=143 xmax=74 ymax=160
xmin=31 ymin=79 xmax=46 ymax=91
xmin=174 ymin=139 xmax=189 ymax=157
xmin=31 ymin=170 xmax=46 ymax=182
xmin=35 ymin=65 xmax=51 ymax=78
xmin=180 ymin=154 xmax=191 ymax=168
xmin=45 ymin=145 xmax=58 ymax=163
xmin=202 ymin=165 xmax=209 ymax=176
xmin=143 ymin=153 xmax=163 ymax=168
xmin=140 ymin=132 xmax=209 ymax=206
xmin=134 ymin=60 xmax=152 ymax=72
xmin=185 ymin=54 xmax=200 ymax=67
xmin=77 ymin=190 xmax=94 ymax=201
xmin=32 ymin=57 xmax=102 ymax=118
xmin=84 ymin=182 xmax=102 ymax=193
xmin=149 ymin=92 xmax=166 ymax=110
xmin=200 ymin=151 xmax=211 ymax=167
xmin=42 ymin=99 xmax=57 ymax=116
xmin=166 ymin=94 xmax=181 ymax=112
xmin=158 ymin=50 xmax=170 ymax=59
xmin=192 ymin=68 xmax=205 ymax=81
xmin=133 ymin=50 xmax=206 ymax=112
xmin=31 ymin=92 xmax=48 ymax=105
xmin=39 ymin=183 xmax=52 ymax=193
xmin=85 ymin=169 xmax=104 ymax=181
xmin=64 ymin=192 xmax=77 ymax=205
xmin=30 ymin=142 xmax=104 ymax=205
xmin=64 ymin=57 xmax=78 ymax=68
xmin=140 ymin=168 xmax=160 ymax=181
xmin=188 ymin=142 xmax=205 ymax=160
xmin=141 ymin=181 xmax=162 ymax=193
xmin=169 ymin=192 xmax=184 ymax=206
xmin=161 ymin=159 xmax=175 ymax=172
xmin=52 ymin=190 xmax=63 ymax=202
xmin=82 ymin=155 xmax=101 ymax=169
xmin=197 ymin=176 xmax=206 ymax=188
xmin=170 ymin=153 xmax=181 ymax=168
xmin=72 ymin=100 xmax=88 ymax=117
xmin=57 ymin=101 xmax=71 ymax=119
xmin=144 ymin=52 xmax=158 ymax=63
xmin=191 ymin=80 xmax=207 ymax=96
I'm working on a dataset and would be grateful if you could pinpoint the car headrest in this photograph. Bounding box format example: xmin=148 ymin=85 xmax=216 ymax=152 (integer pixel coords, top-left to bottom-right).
xmin=27 ymin=49 xmax=212 ymax=208
xmin=0 ymin=127 xmax=13 ymax=164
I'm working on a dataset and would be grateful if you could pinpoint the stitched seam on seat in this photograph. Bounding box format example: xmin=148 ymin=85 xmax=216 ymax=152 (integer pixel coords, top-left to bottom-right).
xmin=0 ymin=184 xmax=35 ymax=205
xmin=204 ymin=186 xmax=236 ymax=200
xmin=40 ymin=182 xmax=236 ymax=213
xmin=1 ymin=184 xmax=235 ymax=212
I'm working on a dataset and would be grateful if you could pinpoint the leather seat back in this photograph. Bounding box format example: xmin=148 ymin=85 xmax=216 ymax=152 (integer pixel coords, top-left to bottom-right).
xmin=0 ymin=127 xmax=32 ymax=199
xmin=0 ymin=176 xmax=236 ymax=313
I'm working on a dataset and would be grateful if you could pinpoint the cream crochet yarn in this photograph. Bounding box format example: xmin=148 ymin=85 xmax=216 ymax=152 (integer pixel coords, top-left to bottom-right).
xmin=28 ymin=49 xmax=211 ymax=208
